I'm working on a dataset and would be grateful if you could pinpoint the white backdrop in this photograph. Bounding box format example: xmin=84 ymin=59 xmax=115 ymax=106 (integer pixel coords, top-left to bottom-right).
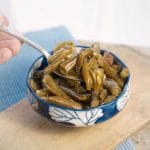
xmin=1 ymin=0 xmax=150 ymax=48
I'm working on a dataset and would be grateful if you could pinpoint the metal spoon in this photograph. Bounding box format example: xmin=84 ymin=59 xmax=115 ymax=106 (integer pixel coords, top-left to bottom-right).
xmin=0 ymin=24 xmax=50 ymax=59
xmin=0 ymin=24 xmax=83 ymax=81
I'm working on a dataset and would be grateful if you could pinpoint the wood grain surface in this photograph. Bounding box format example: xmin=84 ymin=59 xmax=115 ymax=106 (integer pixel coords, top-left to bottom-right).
xmin=0 ymin=43 xmax=150 ymax=150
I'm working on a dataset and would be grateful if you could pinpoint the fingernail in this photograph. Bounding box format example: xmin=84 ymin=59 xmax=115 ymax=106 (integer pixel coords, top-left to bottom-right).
xmin=0 ymin=13 xmax=4 ymax=25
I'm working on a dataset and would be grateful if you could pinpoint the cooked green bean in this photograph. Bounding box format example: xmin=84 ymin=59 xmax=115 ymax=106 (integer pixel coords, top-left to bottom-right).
xmin=73 ymin=80 xmax=86 ymax=94
xmin=60 ymin=57 xmax=77 ymax=75
xmin=47 ymin=96 xmax=82 ymax=109
xmin=89 ymin=68 xmax=104 ymax=94
xmin=103 ymin=78 xmax=121 ymax=96
xmin=36 ymin=89 xmax=49 ymax=97
xmin=102 ymin=61 xmax=124 ymax=87
xmin=119 ymin=68 xmax=129 ymax=79
xmin=99 ymin=89 xmax=108 ymax=101
xmin=76 ymin=49 xmax=93 ymax=72
xmin=88 ymin=57 xmax=99 ymax=69
xmin=48 ymin=49 xmax=73 ymax=63
xmin=90 ymin=95 xmax=99 ymax=107
xmin=82 ymin=58 xmax=93 ymax=90
xmin=112 ymin=64 xmax=122 ymax=74
xmin=45 ymin=49 xmax=73 ymax=73
xmin=103 ymin=95 xmax=116 ymax=104
xmin=30 ymin=79 xmax=40 ymax=91
xmin=60 ymin=86 xmax=89 ymax=101
xmin=54 ymin=41 xmax=75 ymax=52
xmin=42 ymin=74 xmax=72 ymax=100
xmin=91 ymin=42 xmax=100 ymax=53
xmin=93 ymin=52 xmax=103 ymax=67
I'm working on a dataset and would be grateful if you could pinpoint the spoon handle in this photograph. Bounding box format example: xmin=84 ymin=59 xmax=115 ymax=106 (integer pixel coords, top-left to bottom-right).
xmin=0 ymin=24 xmax=50 ymax=59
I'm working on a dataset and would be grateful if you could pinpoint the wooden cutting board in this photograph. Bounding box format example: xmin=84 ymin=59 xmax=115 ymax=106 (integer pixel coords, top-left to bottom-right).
xmin=0 ymin=43 xmax=150 ymax=150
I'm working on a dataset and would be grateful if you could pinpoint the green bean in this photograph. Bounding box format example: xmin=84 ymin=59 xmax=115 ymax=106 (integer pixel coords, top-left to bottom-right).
xmin=42 ymin=74 xmax=72 ymax=100
xmin=112 ymin=64 xmax=122 ymax=74
xmin=47 ymin=96 xmax=82 ymax=109
xmin=54 ymin=41 xmax=75 ymax=52
xmin=88 ymin=57 xmax=99 ymax=69
xmin=91 ymin=42 xmax=100 ymax=53
xmin=81 ymin=58 xmax=93 ymax=90
xmin=36 ymin=89 xmax=49 ymax=97
xmin=76 ymin=49 xmax=93 ymax=72
xmin=30 ymin=79 xmax=40 ymax=91
xmin=102 ymin=61 xmax=124 ymax=87
xmin=60 ymin=57 xmax=77 ymax=75
xmin=119 ymin=68 xmax=129 ymax=79
xmin=103 ymin=95 xmax=116 ymax=104
xmin=99 ymin=89 xmax=108 ymax=101
xmin=60 ymin=86 xmax=89 ymax=101
xmin=89 ymin=68 xmax=104 ymax=94
xmin=74 ymin=81 xmax=86 ymax=94
xmin=90 ymin=94 xmax=99 ymax=107
xmin=45 ymin=50 xmax=73 ymax=73
xmin=93 ymin=52 xmax=103 ymax=67
xmin=103 ymin=78 xmax=121 ymax=96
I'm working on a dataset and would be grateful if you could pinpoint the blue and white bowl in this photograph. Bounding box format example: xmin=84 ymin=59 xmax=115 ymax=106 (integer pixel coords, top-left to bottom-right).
xmin=26 ymin=46 xmax=130 ymax=127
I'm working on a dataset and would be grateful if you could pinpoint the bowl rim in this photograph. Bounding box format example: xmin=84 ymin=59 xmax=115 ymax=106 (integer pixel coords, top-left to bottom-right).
xmin=26 ymin=45 xmax=130 ymax=112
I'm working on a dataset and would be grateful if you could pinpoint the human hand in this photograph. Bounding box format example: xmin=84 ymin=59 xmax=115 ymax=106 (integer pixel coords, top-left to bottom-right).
xmin=0 ymin=13 xmax=21 ymax=64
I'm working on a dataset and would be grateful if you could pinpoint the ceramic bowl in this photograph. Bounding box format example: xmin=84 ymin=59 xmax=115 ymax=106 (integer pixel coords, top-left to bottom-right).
xmin=26 ymin=46 xmax=130 ymax=127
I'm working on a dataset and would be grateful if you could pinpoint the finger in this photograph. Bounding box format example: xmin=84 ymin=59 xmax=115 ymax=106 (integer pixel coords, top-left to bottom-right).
xmin=9 ymin=38 xmax=21 ymax=55
xmin=0 ymin=32 xmax=14 ymax=41
xmin=2 ymin=15 xmax=9 ymax=26
xmin=0 ymin=38 xmax=21 ymax=55
xmin=0 ymin=13 xmax=13 ymax=40
xmin=0 ymin=12 xmax=9 ymax=26
xmin=0 ymin=48 xmax=12 ymax=64
xmin=0 ymin=27 xmax=22 ymax=41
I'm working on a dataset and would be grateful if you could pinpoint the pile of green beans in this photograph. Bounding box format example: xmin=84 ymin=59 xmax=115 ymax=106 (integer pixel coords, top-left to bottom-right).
xmin=30 ymin=41 xmax=129 ymax=109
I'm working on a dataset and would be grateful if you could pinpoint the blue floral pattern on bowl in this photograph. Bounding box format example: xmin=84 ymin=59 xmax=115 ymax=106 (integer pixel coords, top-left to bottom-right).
xmin=27 ymin=88 xmax=38 ymax=110
xmin=116 ymin=84 xmax=130 ymax=111
xmin=26 ymin=46 xmax=130 ymax=127
xmin=49 ymin=106 xmax=103 ymax=127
